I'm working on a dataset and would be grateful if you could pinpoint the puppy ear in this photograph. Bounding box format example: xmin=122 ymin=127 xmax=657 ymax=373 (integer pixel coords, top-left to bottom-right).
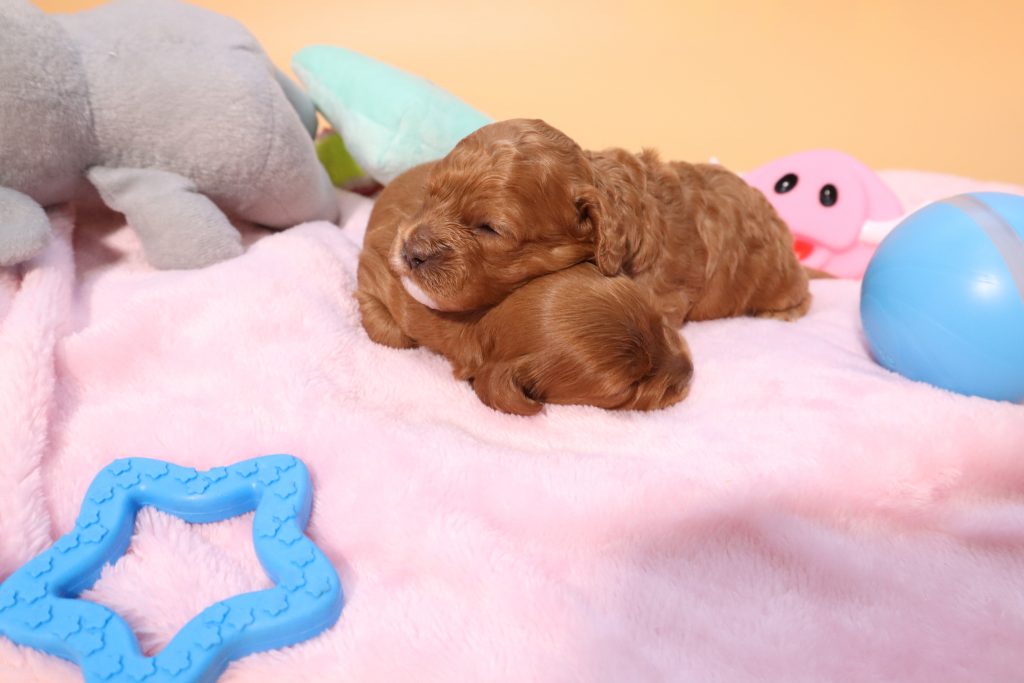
xmin=471 ymin=360 xmax=542 ymax=416
xmin=576 ymin=187 xmax=627 ymax=276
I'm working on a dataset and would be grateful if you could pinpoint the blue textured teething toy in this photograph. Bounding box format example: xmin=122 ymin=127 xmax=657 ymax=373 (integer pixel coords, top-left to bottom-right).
xmin=861 ymin=192 xmax=1024 ymax=403
xmin=0 ymin=455 xmax=343 ymax=682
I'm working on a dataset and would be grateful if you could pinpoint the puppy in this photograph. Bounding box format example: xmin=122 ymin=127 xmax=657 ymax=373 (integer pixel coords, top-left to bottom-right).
xmin=385 ymin=118 xmax=810 ymax=327
xmin=461 ymin=263 xmax=694 ymax=414
xmin=357 ymin=165 xmax=693 ymax=415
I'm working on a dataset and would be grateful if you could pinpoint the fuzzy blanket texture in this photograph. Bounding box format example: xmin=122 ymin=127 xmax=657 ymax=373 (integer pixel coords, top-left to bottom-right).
xmin=1 ymin=171 xmax=1023 ymax=682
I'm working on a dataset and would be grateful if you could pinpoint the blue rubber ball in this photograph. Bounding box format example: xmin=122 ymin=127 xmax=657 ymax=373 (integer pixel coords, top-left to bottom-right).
xmin=860 ymin=192 xmax=1024 ymax=403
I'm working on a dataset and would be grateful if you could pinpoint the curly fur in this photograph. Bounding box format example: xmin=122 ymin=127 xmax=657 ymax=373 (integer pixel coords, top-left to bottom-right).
xmin=380 ymin=118 xmax=810 ymax=326
xmin=356 ymin=119 xmax=811 ymax=413
xmin=358 ymin=164 xmax=693 ymax=415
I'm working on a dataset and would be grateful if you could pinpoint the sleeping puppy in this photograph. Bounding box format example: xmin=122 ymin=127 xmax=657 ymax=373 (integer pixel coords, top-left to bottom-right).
xmin=384 ymin=118 xmax=810 ymax=328
xmin=357 ymin=164 xmax=693 ymax=415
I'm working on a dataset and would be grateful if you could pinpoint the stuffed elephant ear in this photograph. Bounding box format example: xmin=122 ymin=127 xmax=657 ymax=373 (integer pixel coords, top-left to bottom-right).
xmin=0 ymin=1 xmax=94 ymax=206
xmin=0 ymin=0 xmax=93 ymax=266
xmin=274 ymin=67 xmax=319 ymax=139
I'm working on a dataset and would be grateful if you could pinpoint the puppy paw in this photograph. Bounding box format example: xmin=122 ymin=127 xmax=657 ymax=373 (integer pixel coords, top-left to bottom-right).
xmin=356 ymin=291 xmax=418 ymax=348
xmin=754 ymin=292 xmax=812 ymax=321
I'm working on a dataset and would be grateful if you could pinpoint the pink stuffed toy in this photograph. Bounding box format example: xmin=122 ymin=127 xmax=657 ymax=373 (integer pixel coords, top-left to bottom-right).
xmin=743 ymin=150 xmax=904 ymax=278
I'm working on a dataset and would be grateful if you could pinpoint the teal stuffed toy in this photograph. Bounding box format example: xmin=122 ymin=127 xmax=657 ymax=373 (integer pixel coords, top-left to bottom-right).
xmin=0 ymin=0 xmax=338 ymax=269
xmin=293 ymin=46 xmax=493 ymax=185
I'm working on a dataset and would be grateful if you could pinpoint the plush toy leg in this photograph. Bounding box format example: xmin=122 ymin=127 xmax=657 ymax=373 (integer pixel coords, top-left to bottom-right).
xmin=87 ymin=167 xmax=244 ymax=270
xmin=0 ymin=188 xmax=52 ymax=267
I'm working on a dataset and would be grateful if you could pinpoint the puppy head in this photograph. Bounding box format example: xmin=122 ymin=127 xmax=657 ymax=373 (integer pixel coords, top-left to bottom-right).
xmin=389 ymin=118 xmax=604 ymax=312
xmin=470 ymin=264 xmax=694 ymax=415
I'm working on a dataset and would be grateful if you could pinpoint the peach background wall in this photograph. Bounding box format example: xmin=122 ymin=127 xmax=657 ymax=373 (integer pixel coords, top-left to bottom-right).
xmin=37 ymin=0 xmax=1024 ymax=184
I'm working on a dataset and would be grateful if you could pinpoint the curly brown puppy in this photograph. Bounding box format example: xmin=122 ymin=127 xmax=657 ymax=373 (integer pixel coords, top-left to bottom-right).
xmin=384 ymin=118 xmax=810 ymax=327
xmin=358 ymin=164 xmax=693 ymax=415
xmin=459 ymin=263 xmax=694 ymax=415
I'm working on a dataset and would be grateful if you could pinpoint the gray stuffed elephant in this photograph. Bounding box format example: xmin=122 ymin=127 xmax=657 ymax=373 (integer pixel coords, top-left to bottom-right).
xmin=0 ymin=0 xmax=339 ymax=269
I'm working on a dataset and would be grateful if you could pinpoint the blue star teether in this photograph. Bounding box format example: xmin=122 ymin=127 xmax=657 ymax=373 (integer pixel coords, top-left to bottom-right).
xmin=0 ymin=455 xmax=343 ymax=682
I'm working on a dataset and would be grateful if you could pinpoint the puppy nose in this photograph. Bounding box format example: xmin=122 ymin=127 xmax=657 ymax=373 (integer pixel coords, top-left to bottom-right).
xmin=662 ymin=352 xmax=694 ymax=403
xmin=402 ymin=229 xmax=440 ymax=270
xmin=402 ymin=242 xmax=437 ymax=270
xmin=670 ymin=355 xmax=694 ymax=391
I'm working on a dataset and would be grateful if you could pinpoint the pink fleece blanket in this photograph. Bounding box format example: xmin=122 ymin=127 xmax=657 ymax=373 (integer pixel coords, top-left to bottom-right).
xmin=1 ymin=172 xmax=1023 ymax=682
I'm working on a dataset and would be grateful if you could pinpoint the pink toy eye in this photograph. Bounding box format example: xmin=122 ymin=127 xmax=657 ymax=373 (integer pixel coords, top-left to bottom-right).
xmin=819 ymin=184 xmax=838 ymax=207
xmin=774 ymin=173 xmax=798 ymax=194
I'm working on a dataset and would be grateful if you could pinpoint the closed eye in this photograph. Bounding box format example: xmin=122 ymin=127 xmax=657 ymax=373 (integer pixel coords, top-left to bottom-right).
xmin=475 ymin=223 xmax=500 ymax=237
